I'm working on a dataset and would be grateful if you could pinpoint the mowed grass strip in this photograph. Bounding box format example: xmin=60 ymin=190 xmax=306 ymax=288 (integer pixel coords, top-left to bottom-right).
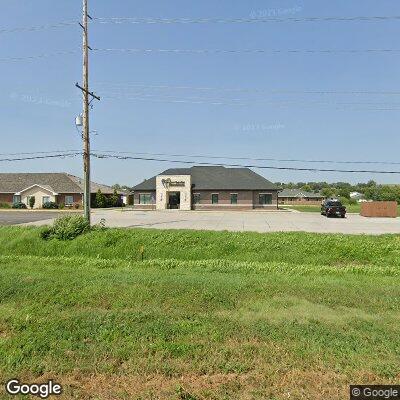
xmin=0 ymin=228 xmax=399 ymax=399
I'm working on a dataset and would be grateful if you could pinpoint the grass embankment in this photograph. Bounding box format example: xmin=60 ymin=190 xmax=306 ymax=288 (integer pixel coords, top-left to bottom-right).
xmin=283 ymin=204 xmax=400 ymax=215
xmin=0 ymin=227 xmax=399 ymax=399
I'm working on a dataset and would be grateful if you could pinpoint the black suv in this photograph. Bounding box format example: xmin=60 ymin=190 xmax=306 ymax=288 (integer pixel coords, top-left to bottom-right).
xmin=321 ymin=199 xmax=346 ymax=218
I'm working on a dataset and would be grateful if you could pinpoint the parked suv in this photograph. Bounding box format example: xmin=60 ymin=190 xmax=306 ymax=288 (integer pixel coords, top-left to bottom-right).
xmin=321 ymin=199 xmax=346 ymax=218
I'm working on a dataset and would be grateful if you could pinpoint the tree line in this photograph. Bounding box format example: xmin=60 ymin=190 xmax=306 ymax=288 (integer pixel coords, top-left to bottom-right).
xmin=274 ymin=180 xmax=400 ymax=204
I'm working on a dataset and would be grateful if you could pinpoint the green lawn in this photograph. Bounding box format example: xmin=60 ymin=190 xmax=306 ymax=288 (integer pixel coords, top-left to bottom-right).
xmin=282 ymin=204 xmax=400 ymax=215
xmin=0 ymin=227 xmax=399 ymax=399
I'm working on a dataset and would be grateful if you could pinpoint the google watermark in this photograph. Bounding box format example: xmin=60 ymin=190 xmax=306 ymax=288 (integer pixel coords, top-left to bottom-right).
xmin=350 ymin=385 xmax=400 ymax=400
xmin=5 ymin=379 xmax=62 ymax=398
xmin=234 ymin=122 xmax=285 ymax=133
xmin=250 ymin=5 xmax=303 ymax=19
xmin=10 ymin=92 xmax=71 ymax=108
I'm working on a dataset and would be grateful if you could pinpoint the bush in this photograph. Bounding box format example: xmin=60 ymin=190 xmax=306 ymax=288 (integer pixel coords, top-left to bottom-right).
xmin=12 ymin=202 xmax=27 ymax=209
xmin=42 ymin=202 xmax=59 ymax=210
xmin=29 ymin=196 xmax=36 ymax=209
xmin=0 ymin=202 xmax=11 ymax=209
xmin=95 ymin=189 xmax=107 ymax=208
xmin=40 ymin=215 xmax=90 ymax=241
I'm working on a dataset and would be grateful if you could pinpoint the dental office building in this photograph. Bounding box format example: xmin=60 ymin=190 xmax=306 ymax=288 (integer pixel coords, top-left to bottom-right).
xmin=132 ymin=166 xmax=279 ymax=211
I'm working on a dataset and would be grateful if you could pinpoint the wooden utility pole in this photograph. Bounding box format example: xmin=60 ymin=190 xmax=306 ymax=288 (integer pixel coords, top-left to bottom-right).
xmin=82 ymin=0 xmax=91 ymax=224
xmin=76 ymin=0 xmax=99 ymax=225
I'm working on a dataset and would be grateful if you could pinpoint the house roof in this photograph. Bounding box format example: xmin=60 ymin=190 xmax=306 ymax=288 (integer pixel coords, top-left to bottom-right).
xmin=278 ymin=188 xmax=324 ymax=199
xmin=0 ymin=173 xmax=116 ymax=194
xmin=132 ymin=166 xmax=279 ymax=191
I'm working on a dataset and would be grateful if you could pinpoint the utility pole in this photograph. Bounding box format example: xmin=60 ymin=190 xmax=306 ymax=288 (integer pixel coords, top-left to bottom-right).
xmin=76 ymin=0 xmax=100 ymax=225
xmin=82 ymin=0 xmax=90 ymax=224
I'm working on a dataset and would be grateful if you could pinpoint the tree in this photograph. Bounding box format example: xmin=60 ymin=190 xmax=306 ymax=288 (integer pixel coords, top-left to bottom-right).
xmin=95 ymin=189 xmax=107 ymax=208
xmin=29 ymin=196 xmax=35 ymax=209
xmin=321 ymin=187 xmax=334 ymax=198
xmin=109 ymin=189 xmax=121 ymax=207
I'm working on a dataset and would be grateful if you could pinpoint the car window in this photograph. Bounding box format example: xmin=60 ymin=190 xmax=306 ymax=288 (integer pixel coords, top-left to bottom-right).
xmin=327 ymin=201 xmax=342 ymax=207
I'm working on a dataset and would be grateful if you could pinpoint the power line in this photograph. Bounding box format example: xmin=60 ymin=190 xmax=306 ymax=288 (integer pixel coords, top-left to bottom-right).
xmin=0 ymin=150 xmax=81 ymax=156
xmin=0 ymin=50 xmax=79 ymax=63
xmin=0 ymin=152 xmax=81 ymax=162
xmin=102 ymin=94 xmax=400 ymax=110
xmin=91 ymin=153 xmax=400 ymax=175
xmin=95 ymin=82 xmax=400 ymax=96
xmin=92 ymin=15 xmax=400 ymax=25
xmin=93 ymin=47 xmax=400 ymax=55
xmin=91 ymin=150 xmax=400 ymax=166
xmin=2 ymin=14 xmax=399 ymax=35
xmin=2 ymin=46 xmax=399 ymax=63
xmin=102 ymin=92 xmax=400 ymax=107
xmin=2 ymin=149 xmax=399 ymax=167
xmin=0 ymin=20 xmax=77 ymax=34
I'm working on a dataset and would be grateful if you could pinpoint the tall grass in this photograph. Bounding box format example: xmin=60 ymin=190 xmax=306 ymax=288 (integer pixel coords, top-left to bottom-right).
xmin=0 ymin=226 xmax=399 ymax=267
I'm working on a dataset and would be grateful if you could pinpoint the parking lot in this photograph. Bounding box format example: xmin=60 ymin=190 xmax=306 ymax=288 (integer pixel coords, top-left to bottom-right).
xmin=16 ymin=209 xmax=400 ymax=235
xmin=0 ymin=211 xmax=80 ymax=226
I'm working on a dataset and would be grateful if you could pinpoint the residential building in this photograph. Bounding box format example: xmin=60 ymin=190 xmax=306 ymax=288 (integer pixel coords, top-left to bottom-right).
xmin=278 ymin=188 xmax=325 ymax=205
xmin=131 ymin=166 xmax=279 ymax=210
xmin=0 ymin=173 xmax=118 ymax=208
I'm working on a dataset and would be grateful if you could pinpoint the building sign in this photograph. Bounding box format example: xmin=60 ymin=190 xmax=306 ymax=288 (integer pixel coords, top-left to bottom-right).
xmin=161 ymin=179 xmax=185 ymax=189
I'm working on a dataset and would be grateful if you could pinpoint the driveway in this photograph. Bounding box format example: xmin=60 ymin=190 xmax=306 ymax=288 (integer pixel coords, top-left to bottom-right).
xmin=0 ymin=211 xmax=80 ymax=226
xmin=22 ymin=209 xmax=400 ymax=235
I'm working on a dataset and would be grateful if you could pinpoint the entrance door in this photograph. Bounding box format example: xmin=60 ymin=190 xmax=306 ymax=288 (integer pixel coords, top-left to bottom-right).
xmin=168 ymin=192 xmax=181 ymax=209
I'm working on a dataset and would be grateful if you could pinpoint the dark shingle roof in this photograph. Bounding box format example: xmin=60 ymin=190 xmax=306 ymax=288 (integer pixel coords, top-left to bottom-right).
xmin=132 ymin=166 xmax=278 ymax=191
xmin=278 ymin=188 xmax=324 ymax=199
xmin=0 ymin=173 xmax=116 ymax=194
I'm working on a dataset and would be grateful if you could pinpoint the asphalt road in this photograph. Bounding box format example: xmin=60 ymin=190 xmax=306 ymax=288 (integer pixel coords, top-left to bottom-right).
xmin=0 ymin=211 xmax=80 ymax=226
xmin=22 ymin=209 xmax=400 ymax=235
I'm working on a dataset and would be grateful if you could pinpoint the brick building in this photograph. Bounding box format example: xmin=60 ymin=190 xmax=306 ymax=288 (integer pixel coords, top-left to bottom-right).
xmin=0 ymin=173 xmax=118 ymax=208
xmin=132 ymin=166 xmax=279 ymax=210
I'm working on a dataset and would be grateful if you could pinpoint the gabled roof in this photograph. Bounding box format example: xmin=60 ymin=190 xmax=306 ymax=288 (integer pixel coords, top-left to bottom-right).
xmin=132 ymin=166 xmax=279 ymax=191
xmin=278 ymin=188 xmax=324 ymax=199
xmin=16 ymin=184 xmax=58 ymax=195
xmin=0 ymin=173 xmax=116 ymax=194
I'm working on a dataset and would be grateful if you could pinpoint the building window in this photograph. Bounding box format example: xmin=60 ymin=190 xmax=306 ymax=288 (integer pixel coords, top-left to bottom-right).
xmin=139 ymin=193 xmax=153 ymax=205
xmin=259 ymin=193 xmax=272 ymax=205
xmin=193 ymin=193 xmax=201 ymax=204
xmin=42 ymin=196 xmax=51 ymax=205
xmin=211 ymin=193 xmax=219 ymax=204
xmin=12 ymin=195 xmax=21 ymax=204
xmin=65 ymin=195 xmax=74 ymax=205
xmin=230 ymin=193 xmax=238 ymax=205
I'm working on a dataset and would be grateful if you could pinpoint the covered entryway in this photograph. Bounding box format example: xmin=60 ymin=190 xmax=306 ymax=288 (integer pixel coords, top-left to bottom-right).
xmin=167 ymin=192 xmax=181 ymax=209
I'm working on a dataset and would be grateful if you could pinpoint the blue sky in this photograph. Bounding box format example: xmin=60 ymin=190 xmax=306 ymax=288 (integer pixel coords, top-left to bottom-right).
xmin=1 ymin=0 xmax=400 ymax=186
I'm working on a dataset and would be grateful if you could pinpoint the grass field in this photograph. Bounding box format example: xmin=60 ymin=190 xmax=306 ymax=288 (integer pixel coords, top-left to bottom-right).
xmin=282 ymin=204 xmax=400 ymax=215
xmin=0 ymin=227 xmax=399 ymax=399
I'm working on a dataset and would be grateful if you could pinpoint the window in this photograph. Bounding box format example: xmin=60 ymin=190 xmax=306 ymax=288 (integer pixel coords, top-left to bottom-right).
xmin=42 ymin=196 xmax=51 ymax=205
xmin=12 ymin=195 xmax=21 ymax=204
xmin=259 ymin=193 xmax=272 ymax=205
xmin=230 ymin=193 xmax=238 ymax=204
xmin=65 ymin=195 xmax=74 ymax=205
xmin=193 ymin=193 xmax=201 ymax=204
xmin=211 ymin=193 xmax=219 ymax=204
xmin=139 ymin=193 xmax=153 ymax=205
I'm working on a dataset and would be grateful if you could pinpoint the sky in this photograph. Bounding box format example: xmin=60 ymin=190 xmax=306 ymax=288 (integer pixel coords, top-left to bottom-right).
xmin=1 ymin=0 xmax=400 ymax=186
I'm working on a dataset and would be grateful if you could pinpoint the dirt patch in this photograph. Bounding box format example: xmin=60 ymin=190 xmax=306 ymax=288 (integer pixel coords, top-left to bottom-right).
xmin=6 ymin=369 xmax=397 ymax=400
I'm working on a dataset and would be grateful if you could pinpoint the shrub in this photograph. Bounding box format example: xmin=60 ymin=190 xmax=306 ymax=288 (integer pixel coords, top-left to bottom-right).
xmin=95 ymin=189 xmax=107 ymax=208
xmin=40 ymin=215 xmax=90 ymax=241
xmin=0 ymin=202 xmax=11 ymax=209
xmin=109 ymin=189 xmax=122 ymax=207
xmin=12 ymin=202 xmax=27 ymax=209
xmin=29 ymin=196 xmax=36 ymax=209
xmin=42 ymin=201 xmax=59 ymax=210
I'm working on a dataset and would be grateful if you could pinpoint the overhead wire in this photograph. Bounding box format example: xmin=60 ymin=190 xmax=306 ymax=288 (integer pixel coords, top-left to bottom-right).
xmin=92 ymin=15 xmax=400 ymax=25
xmin=91 ymin=153 xmax=400 ymax=175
